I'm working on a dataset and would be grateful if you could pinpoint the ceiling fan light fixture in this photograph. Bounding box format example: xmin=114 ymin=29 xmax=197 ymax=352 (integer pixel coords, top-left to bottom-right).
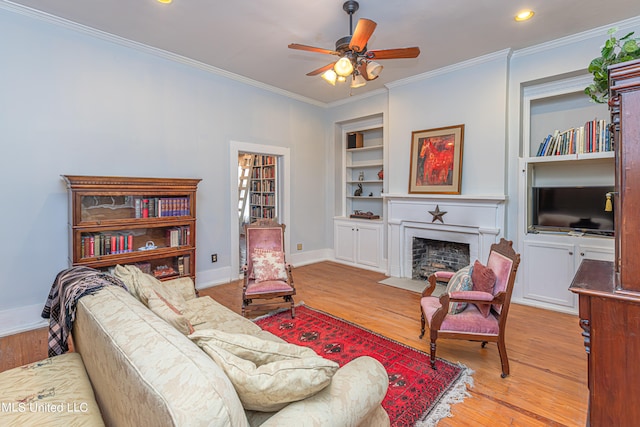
xmin=366 ymin=61 xmax=383 ymax=79
xmin=351 ymin=73 xmax=367 ymax=88
xmin=337 ymin=75 xmax=347 ymax=83
xmin=334 ymin=57 xmax=354 ymax=77
xmin=321 ymin=69 xmax=337 ymax=85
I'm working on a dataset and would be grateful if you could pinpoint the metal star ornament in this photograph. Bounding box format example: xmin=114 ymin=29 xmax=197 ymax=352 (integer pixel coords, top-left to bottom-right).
xmin=429 ymin=205 xmax=447 ymax=223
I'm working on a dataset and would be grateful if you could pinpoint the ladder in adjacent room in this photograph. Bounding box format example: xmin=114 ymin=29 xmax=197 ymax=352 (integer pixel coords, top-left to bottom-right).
xmin=238 ymin=153 xmax=254 ymax=231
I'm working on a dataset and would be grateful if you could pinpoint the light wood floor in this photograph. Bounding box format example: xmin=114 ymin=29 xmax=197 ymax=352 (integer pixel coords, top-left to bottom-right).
xmin=0 ymin=261 xmax=588 ymax=426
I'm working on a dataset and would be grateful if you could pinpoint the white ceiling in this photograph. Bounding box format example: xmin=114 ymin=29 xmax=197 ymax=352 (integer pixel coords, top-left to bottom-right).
xmin=5 ymin=0 xmax=640 ymax=104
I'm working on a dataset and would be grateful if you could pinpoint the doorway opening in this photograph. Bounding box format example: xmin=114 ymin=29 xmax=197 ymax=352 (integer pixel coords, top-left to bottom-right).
xmin=237 ymin=152 xmax=280 ymax=271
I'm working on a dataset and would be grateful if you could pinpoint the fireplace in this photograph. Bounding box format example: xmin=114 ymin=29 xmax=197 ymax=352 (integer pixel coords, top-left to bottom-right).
xmin=386 ymin=194 xmax=505 ymax=278
xmin=412 ymin=238 xmax=470 ymax=280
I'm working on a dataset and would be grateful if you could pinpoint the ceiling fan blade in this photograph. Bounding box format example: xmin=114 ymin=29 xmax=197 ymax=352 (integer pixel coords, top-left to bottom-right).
xmin=366 ymin=47 xmax=421 ymax=60
xmin=306 ymin=62 xmax=337 ymax=76
xmin=349 ymin=18 xmax=377 ymax=53
xmin=288 ymin=43 xmax=339 ymax=56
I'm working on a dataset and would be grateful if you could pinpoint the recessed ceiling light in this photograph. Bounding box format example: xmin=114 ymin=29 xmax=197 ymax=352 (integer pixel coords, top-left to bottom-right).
xmin=157 ymin=0 xmax=172 ymax=4
xmin=515 ymin=10 xmax=535 ymax=22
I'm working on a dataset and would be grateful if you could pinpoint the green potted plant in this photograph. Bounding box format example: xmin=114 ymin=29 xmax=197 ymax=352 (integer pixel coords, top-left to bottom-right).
xmin=585 ymin=27 xmax=640 ymax=103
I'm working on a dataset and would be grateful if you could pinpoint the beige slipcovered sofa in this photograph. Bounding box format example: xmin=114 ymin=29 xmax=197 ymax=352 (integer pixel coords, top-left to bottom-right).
xmin=69 ymin=265 xmax=390 ymax=426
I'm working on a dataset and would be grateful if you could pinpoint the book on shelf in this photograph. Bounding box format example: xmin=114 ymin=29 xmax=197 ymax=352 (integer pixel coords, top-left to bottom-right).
xmin=82 ymin=232 xmax=135 ymax=258
xmin=133 ymin=197 xmax=191 ymax=218
xmin=166 ymin=226 xmax=191 ymax=247
xmin=535 ymin=118 xmax=611 ymax=157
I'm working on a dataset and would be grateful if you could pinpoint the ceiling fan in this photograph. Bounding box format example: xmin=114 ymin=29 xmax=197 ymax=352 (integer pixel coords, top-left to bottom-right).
xmin=288 ymin=0 xmax=420 ymax=88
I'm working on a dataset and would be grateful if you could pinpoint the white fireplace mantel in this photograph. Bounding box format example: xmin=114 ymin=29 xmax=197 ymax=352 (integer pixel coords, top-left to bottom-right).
xmin=384 ymin=194 xmax=506 ymax=278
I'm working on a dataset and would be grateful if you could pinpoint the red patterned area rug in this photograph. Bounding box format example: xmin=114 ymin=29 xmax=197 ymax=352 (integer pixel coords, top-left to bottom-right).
xmin=255 ymin=304 xmax=473 ymax=427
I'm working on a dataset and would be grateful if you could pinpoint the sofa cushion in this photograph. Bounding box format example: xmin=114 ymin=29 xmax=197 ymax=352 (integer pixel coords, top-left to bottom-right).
xmin=189 ymin=329 xmax=339 ymax=412
xmin=445 ymin=265 xmax=473 ymax=314
xmin=113 ymin=264 xmax=186 ymax=309
xmin=251 ymin=249 xmax=288 ymax=283
xmin=74 ymin=286 xmax=250 ymax=427
xmin=0 ymin=352 xmax=104 ymax=426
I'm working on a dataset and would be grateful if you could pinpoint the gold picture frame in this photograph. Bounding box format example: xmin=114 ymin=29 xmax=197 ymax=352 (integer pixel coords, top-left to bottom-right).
xmin=408 ymin=124 xmax=464 ymax=194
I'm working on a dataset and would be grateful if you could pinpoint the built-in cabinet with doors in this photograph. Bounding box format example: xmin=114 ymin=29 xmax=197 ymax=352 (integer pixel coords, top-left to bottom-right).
xmin=517 ymin=74 xmax=614 ymax=313
xmin=334 ymin=115 xmax=385 ymax=272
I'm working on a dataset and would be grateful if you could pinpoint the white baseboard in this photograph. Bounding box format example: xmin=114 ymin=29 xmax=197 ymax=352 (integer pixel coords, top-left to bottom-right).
xmin=289 ymin=248 xmax=332 ymax=267
xmin=0 ymin=303 xmax=48 ymax=338
xmin=511 ymin=297 xmax=578 ymax=315
xmin=195 ymin=265 xmax=234 ymax=290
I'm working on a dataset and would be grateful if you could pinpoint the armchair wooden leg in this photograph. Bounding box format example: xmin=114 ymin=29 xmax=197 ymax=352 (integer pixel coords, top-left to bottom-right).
xmin=288 ymin=296 xmax=295 ymax=318
xmin=419 ymin=311 xmax=426 ymax=339
xmin=430 ymin=340 xmax=437 ymax=370
xmin=497 ymin=337 xmax=510 ymax=378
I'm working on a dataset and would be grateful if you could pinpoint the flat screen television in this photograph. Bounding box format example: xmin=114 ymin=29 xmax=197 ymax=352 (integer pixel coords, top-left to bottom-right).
xmin=531 ymin=186 xmax=614 ymax=236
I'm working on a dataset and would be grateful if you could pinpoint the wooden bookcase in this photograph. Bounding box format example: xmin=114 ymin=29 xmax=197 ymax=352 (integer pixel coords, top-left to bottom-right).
xmin=249 ymin=155 xmax=277 ymax=222
xmin=62 ymin=175 xmax=201 ymax=283
xmin=569 ymin=58 xmax=640 ymax=426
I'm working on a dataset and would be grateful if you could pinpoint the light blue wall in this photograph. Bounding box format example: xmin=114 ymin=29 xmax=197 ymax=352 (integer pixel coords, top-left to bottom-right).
xmin=0 ymin=9 xmax=328 ymax=319
xmin=3 ymin=4 xmax=640 ymax=334
xmin=387 ymin=52 xmax=511 ymax=196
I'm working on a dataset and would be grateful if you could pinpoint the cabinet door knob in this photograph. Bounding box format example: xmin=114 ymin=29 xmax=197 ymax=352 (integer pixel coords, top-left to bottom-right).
xmin=580 ymin=252 xmax=585 ymax=256
xmin=569 ymin=251 xmax=573 ymax=255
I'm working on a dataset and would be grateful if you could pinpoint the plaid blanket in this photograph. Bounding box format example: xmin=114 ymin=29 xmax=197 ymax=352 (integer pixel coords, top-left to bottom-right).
xmin=42 ymin=266 xmax=127 ymax=357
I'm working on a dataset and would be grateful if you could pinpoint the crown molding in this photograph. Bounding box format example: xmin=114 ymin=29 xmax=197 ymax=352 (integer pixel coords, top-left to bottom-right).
xmin=385 ymin=49 xmax=512 ymax=90
xmin=0 ymin=1 xmax=328 ymax=108
xmin=326 ymin=87 xmax=389 ymax=108
xmin=512 ymin=15 xmax=640 ymax=59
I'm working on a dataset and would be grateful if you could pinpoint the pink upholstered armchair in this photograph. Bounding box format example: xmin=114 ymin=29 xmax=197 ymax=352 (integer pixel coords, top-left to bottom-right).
xmin=419 ymin=238 xmax=521 ymax=378
xmin=242 ymin=219 xmax=296 ymax=317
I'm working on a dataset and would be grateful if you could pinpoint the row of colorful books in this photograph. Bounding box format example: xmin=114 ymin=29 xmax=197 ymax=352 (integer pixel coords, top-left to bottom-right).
xmin=250 ymin=206 xmax=275 ymax=219
xmin=535 ymin=119 xmax=612 ymax=157
xmin=250 ymin=193 xmax=275 ymax=205
xmin=81 ymin=226 xmax=191 ymax=258
xmin=81 ymin=233 xmax=134 ymax=258
xmin=134 ymin=197 xmax=190 ymax=218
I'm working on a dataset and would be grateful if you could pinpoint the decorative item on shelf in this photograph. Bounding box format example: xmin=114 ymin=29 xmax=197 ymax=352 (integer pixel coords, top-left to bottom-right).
xmin=585 ymin=27 xmax=640 ymax=103
xmin=358 ymin=171 xmax=365 ymax=181
xmin=409 ymin=124 xmax=464 ymax=194
xmin=153 ymin=265 xmax=177 ymax=279
xmin=369 ymin=192 xmax=373 ymax=197
xmin=605 ymin=192 xmax=615 ymax=212
xmin=350 ymin=210 xmax=380 ymax=219
xmin=138 ymin=241 xmax=157 ymax=251
xmin=354 ymin=183 xmax=363 ymax=196
xmin=378 ymin=168 xmax=383 ymax=180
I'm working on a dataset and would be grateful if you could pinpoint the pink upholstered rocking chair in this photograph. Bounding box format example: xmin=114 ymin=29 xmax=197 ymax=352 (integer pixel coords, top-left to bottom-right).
xmin=419 ymin=238 xmax=521 ymax=378
xmin=242 ymin=219 xmax=296 ymax=318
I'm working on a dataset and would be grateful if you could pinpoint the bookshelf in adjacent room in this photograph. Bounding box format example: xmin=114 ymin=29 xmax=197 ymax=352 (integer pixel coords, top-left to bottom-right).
xmin=62 ymin=175 xmax=201 ymax=285
xmin=248 ymin=155 xmax=277 ymax=222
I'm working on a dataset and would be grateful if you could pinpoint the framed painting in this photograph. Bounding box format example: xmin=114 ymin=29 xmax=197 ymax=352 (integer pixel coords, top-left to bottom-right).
xmin=408 ymin=124 xmax=464 ymax=194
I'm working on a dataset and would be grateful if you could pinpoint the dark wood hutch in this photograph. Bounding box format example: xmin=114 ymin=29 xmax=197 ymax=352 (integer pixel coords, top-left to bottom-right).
xmin=569 ymin=59 xmax=640 ymax=426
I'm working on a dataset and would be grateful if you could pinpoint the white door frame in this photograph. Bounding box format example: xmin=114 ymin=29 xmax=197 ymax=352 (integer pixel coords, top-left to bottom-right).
xmin=229 ymin=141 xmax=291 ymax=280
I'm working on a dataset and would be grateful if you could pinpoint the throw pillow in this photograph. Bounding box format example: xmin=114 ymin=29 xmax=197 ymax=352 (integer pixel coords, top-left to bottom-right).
xmin=251 ymin=249 xmax=288 ymax=283
xmin=445 ymin=265 xmax=473 ymax=314
xmin=471 ymin=260 xmax=497 ymax=317
xmin=189 ymin=329 xmax=339 ymax=412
